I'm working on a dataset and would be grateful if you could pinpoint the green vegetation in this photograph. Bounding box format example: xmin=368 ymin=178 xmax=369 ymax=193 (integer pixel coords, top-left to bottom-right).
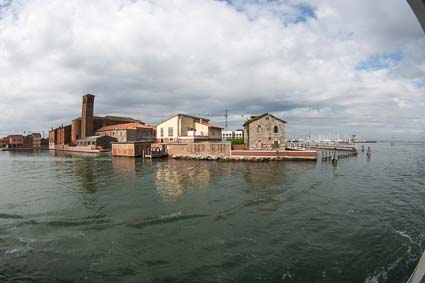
xmin=227 ymin=138 xmax=244 ymax=145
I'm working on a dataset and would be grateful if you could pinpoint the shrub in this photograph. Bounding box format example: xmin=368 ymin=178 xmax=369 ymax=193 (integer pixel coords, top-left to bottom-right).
xmin=227 ymin=138 xmax=244 ymax=145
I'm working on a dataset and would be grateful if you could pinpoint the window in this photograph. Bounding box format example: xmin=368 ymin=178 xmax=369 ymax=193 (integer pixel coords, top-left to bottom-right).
xmin=257 ymin=125 xmax=262 ymax=133
xmin=274 ymin=126 xmax=278 ymax=134
xmin=168 ymin=127 xmax=173 ymax=137
xmin=274 ymin=140 xmax=279 ymax=148
xmin=160 ymin=128 xmax=164 ymax=137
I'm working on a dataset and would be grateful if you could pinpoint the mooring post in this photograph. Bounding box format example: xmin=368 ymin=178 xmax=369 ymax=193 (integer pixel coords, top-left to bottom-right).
xmin=367 ymin=146 xmax=371 ymax=157
xmin=362 ymin=145 xmax=364 ymax=152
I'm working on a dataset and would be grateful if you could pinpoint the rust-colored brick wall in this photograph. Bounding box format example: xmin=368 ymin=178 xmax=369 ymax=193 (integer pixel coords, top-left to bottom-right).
xmin=232 ymin=144 xmax=245 ymax=150
xmin=167 ymin=143 xmax=231 ymax=157
xmin=112 ymin=143 xmax=151 ymax=157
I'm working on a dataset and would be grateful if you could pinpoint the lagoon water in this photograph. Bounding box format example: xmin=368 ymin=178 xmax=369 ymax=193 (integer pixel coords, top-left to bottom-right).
xmin=0 ymin=143 xmax=424 ymax=283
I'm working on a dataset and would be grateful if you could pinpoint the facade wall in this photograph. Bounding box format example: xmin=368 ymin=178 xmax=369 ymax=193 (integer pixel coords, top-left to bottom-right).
xmin=208 ymin=127 xmax=222 ymax=140
xmin=23 ymin=135 xmax=33 ymax=148
xmin=180 ymin=115 xmax=196 ymax=136
xmin=157 ymin=116 xmax=179 ymax=142
xmin=244 ymin=115 xmax=286 ymax=150
xmin=76 ymin=136 xmax=117 ymax=149
xmin=194 ymin=122 xmax=209 ymax=136
xmin=32 ymin=133 xmax=41 ymax=148
xmin=71 ymin=119 xmax=81 ymax=144
xmin=7 ymin=135 xmax=24 ymax=147
xmin=167 ymin=143 xmax=231 ymax=157
xmin=222 ymin=131 xmax=233 ymax=140
xmin=97 ymin=136 xmax=117 ymax=149
xmin=0 ymin=138 xmax=7 ymax=148
xmin=112 ymin=143 xmax=151 ymax=157
xmin=50 ymin=125 xmax=72 ymax=146
xmin=81 ymin=94 xmax=95 ymax=138
xmin=222 ymin=130 xmax=244 ymax=141
xmin=127 ymin=128 xmax=155 ymax=142
xmin=96 ymin=129 xmax=127 ymax=142
xmin=234 ymin=130 xmax=244 ymax=139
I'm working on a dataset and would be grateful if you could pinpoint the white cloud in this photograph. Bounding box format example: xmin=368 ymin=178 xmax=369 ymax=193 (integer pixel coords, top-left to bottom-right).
xmin=0 ymin=0 xmax=424 ymax=140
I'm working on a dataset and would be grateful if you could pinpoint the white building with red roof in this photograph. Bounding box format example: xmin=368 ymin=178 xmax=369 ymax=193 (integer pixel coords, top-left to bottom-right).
xmin=156 ymin=114 xmax=223 ymax=143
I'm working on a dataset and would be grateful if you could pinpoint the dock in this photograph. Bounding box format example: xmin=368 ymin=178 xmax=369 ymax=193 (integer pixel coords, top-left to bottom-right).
xmin=321 ymin=149 xmax=357 ymax=161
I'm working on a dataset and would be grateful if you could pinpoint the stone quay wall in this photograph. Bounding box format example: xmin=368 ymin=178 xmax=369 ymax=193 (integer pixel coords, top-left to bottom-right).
xmin=167 ymin=143 xmax=231 ymax=158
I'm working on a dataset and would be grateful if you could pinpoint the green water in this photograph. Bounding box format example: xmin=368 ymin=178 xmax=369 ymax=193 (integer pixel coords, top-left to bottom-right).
xmin=0 ymin=143 xmax=424 ymax=282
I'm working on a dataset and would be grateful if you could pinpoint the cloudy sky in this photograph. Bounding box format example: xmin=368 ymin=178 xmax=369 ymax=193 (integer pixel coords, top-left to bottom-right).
xmin=0 ymin=0 xmax=424 ymax=140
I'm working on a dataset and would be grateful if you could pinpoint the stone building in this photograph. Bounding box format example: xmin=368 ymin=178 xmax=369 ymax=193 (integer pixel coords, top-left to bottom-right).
xmin=243 ymin=113 xmax=287 ymax=150
xmin=95 ymin=122 xmax=155 ymax=143
xmin=156 ymin=114 xmax=223 ymax=143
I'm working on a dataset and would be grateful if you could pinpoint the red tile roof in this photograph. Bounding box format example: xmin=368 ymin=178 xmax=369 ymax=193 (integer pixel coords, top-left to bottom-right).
xmin=203 ymin=122 xmax=224 ymax=129
xmin=96 ymin=122 xmax=154 ymax=132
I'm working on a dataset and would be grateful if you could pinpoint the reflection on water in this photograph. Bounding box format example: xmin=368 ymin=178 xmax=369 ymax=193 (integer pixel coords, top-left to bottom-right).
xmin=153 ymin=160 xmax=317 ymax=202
xmin=155 ymin=159 xmax=216 ymax=201
xmin=112 ymin=157 xmax=136 ymax=175
xmin=48 ymin=150 xmax=103 ymax=158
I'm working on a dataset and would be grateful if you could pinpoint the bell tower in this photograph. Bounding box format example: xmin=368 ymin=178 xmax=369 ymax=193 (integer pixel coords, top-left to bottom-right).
xmin=81 ymin=94 xmax=95 ymax=138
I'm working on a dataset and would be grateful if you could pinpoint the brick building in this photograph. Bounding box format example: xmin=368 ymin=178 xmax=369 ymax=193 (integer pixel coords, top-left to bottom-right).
xmin=49 ymin=94 xmax=143 ymax=149
xmin=1 ymin=137 xmax=9 ymax=148
xmin=6 ymin=135 xmax=24 ymax=148
xmin=243 ymin=113 xmax=287 ymax=150
xmin=49 ymin=125 xmax=72 ymax=148
xmin=22 ymin=133 xmax=42 ymax=148
xmin=96 ymin=122 xmax=155 ymax=143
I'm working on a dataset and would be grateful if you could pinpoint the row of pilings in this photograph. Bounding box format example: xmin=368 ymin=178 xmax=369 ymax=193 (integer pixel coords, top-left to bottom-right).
xmin=320 ymin=145 xmax=372 ymax=164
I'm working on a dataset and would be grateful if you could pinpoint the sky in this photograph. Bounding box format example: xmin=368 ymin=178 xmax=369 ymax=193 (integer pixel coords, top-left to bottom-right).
xmin=0 ymin=0 xmax=424 ymax=140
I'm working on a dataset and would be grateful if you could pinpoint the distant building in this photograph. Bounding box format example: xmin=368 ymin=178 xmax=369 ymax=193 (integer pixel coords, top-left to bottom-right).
xmin=23 ymin=133 xmax=42 ymax=148
xmin=156 ymin=114 xmax=223 ymax=143
xmin=95 ymin=122 xmax=155 ymax=143
xmin=40 ymin=138 xmax=49 ymax=147
xmin=222 ymin=130 xmax=233 ymax=141
xmin=49 ymin=94 xmax=142 ymax=149
xmin=31 ymin=133 xmax=41 ymax=148
xmin=6 ymin=135 xmax=24 ymax=148
xmin=70 ymin=94 xmax=143 ymax=144
xmin=222 ymin=130 xmax=244 ymax=141
xmin=243 ymin=113 xmax=287 ymax=150
xmin=0 ymin=137 xmax=7 ymax=148
xmin=49 ymin=125 xmax=72 ymax=149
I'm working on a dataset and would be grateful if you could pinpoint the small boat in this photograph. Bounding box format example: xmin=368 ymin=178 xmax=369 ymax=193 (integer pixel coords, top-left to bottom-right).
xmin=146 ymin=151 xmax=168 ymax=158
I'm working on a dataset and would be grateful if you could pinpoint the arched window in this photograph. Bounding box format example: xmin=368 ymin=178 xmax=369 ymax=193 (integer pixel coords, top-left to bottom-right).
xmin=274 ymin=126 xmax=278 ymax=133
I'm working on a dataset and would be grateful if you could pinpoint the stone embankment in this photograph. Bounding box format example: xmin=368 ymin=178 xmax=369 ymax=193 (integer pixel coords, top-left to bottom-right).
xmin=171 ymin=154 xmax=314 ymax=162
